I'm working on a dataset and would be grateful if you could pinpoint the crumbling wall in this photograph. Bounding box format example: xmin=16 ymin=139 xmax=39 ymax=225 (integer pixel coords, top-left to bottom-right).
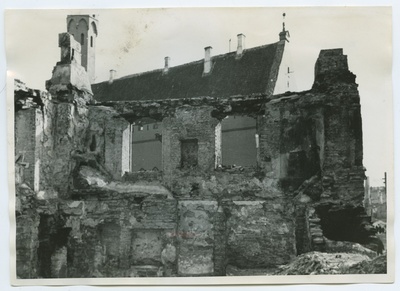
xmin=63 ymin=193 xmax=178 ymax=278
xmin=225 ymin=200 xmax=296 ymax=268
xmin=258 ymin=97 xmax=323 ymax=193
xmin=87 ymin=106 xmax=131 ymax=180
xmin=15 ymin=186 xmax=40 ymax=279
xmin=15 ymin=108 xmax=41 ymax=192
xmin=50 ymin=102 xmax=89 ymax=197
xmin=177 ymin=201 xmax=218 ymax=276
xmin=15 ymin=47 xmax=373 ymax=278
xmin=162 ymin=105 xmax=221 ymax=183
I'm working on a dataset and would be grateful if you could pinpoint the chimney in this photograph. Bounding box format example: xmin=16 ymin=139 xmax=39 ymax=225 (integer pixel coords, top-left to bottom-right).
xmin=163 ymin=56 xmax=170 ymax=74
xmin=204 ymin=46 xmax=213 ymax=74
xmin=109 ymin=69 xmax=116 ymax=84
xmin=237 ymin=33 xmax=246 ymax=56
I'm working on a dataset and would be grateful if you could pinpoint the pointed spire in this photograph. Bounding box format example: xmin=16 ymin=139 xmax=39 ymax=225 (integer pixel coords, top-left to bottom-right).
xmin=279 ymin=12 xmax=290 ymax=42
xmin=282 ymin=12 xmax=286 ymax=32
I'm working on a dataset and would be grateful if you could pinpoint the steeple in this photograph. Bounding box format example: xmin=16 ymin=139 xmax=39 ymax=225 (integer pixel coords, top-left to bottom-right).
xmin=67 ymin=14 xmax=98 ymax=84
xmin=279 ymin=12 xmax=290 ymax=42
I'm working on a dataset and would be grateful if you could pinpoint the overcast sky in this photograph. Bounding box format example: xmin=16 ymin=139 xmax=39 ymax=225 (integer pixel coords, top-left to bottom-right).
xmin=5 ymin=7 xmax=392 ymax=186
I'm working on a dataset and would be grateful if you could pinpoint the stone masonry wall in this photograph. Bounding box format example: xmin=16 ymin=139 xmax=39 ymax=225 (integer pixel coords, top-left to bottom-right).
xmin=162 ymin=105 xmax=220 ymax=184
xmin=226 ymin=200 xmax=296 ymax=268
xmin=62 ymin=193 xmax=178 ymax=278
xmin=177 ymin=201 xmax=218 ymax=276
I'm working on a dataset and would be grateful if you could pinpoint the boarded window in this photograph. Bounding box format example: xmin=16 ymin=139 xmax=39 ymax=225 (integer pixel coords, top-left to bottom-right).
xmin=181 ymin=139 xmax=198 ymax=168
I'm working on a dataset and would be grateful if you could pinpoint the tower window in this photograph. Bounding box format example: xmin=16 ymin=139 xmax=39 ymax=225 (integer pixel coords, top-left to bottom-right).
xmin=90 ymin=36 xmax=93 ymax=47
xmin=80 ymin=33 xmax=84 ymax=45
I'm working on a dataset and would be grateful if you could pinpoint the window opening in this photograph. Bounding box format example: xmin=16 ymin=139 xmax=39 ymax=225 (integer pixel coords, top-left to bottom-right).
xmin=89 ymin=135 xmax=96 ymax=152
xmin=221 ymin=115 xmax=257 ymax=167
xmin=131 ymin=120 xmax=162 ymax=171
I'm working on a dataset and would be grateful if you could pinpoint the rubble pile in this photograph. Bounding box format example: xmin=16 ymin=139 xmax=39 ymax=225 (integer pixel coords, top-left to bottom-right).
xmin=274 ymin=252 xmax=371 ymax=275
xmin=345 ymin=255 xmax=387 ymax=274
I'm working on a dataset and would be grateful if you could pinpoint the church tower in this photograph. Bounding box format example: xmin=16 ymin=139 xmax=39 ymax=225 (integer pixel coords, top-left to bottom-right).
xmin=67 ymin=14 xmax=98 ymax=84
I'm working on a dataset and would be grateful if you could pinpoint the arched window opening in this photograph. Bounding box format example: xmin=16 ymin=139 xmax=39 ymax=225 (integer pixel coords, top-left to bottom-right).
xmin=91 ymin=21 xmax=98 ymax=36
xmin=67 ymin=19 xmax=75 ymax=33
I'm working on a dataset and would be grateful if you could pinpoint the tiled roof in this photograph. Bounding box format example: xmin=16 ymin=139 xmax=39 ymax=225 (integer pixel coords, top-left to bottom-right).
xmin=92 ymin=41 xmax=284 ymax=101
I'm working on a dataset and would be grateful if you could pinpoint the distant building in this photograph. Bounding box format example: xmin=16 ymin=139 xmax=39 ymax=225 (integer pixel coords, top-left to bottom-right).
xmin=91 ymin=24 xmax=291 ymax=171
xmin=364 ymin=183 xmax=387 ymax=221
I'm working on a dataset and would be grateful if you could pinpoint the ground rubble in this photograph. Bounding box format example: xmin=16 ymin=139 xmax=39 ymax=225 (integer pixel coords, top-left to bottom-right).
xmin=274 ymin=252 xmax=370 ymax=275
xmin=227 ymin=250 xmax=386 ymax=276
xmin=274 ymin=251 xmax=386 ymax=275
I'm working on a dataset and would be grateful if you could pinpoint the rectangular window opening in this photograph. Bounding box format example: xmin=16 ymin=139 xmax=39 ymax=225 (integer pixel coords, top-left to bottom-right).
xmin=221 ymin=115 xmax=257 ymax=167
xmin=131 ymin=121 xmax=162 ymax=172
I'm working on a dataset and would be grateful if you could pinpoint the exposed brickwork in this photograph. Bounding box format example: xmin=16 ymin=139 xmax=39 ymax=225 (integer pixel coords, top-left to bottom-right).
xmin=225 ymin=200 xmax=296 ymax=268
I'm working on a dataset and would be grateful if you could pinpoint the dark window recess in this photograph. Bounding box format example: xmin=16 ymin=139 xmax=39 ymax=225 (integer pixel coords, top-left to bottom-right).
xmin=181 ymin=139 xmax=198 ymax=168
xmin=90 ymin=36 xmax=93 ymax=47
xmin=37 ymin=214 xmax=70 ymax=278
xmin=89 ymin=135 xmax=96 ymax=151
xmin=80 ymin=33 xmax=84 ymax=45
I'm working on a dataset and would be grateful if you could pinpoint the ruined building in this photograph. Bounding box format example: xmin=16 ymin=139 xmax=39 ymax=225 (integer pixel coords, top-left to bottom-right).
xmin=14 ymin=14 xmax=379 ymax=278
